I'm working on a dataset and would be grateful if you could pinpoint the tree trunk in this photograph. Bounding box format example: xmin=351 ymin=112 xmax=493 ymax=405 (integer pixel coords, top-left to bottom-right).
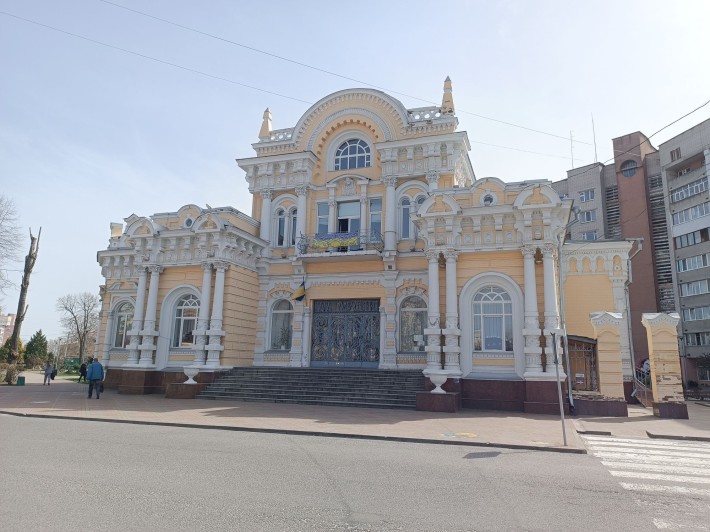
xmin=9 ymin=228 xmax=40 ymax=363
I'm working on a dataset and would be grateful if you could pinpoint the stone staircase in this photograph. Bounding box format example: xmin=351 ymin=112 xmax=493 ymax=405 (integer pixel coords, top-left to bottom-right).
xmin=196 ymin=367 xmax=426 ymax=409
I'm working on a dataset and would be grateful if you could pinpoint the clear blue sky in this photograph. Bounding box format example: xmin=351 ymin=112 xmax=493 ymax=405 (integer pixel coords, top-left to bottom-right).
xmin=2 ymin=0 xmax=710 ymax=341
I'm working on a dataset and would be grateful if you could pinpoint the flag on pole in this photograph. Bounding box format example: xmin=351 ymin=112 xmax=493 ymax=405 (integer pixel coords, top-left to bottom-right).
xmin=290 ymin=279 xmax=306 ymax=301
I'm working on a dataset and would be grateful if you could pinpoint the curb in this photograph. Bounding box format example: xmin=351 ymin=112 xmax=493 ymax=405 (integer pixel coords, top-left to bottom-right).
xmin=647 ymin=431 xmax=710 ymax=443
xmin=0 ymin=410 xmax=586 ymax=454
xmin=576 ymin=430 xmax=612 ymax=436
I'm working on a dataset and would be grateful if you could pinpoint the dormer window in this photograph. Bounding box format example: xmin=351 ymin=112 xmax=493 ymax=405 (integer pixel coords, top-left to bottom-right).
xmin=334 ymin=139 xmax=371 ymax=170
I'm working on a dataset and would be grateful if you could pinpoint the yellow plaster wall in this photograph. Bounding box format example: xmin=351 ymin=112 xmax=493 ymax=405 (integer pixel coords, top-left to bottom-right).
xmin=222 ymin=267 xmax=259 ymax=367
xmin=396 ymin=257 xmax=427 ymax=272
xmin=155 ymin=267 xmax=204 ymax=321
xmin=594 ymin=327 xmax=626 ymax=399
xmin=304 ymin=284 xmax=385 ymax=302
xmin=306 ymin=262 xmax=382 ymax=275
xmin=457 ymin=251 xmax=524 ymax=288
xmin=564 ymin=276 xmax=615 ymax=338
xmin=644 ymin=323 xmax=685 ymax=403
xmin=472 ymin=358 xmax=514 ymax=366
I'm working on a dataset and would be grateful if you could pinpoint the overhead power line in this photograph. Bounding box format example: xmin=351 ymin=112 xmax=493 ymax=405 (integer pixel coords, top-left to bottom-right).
xmin=96 ymin=0 xmax=592 ymax=145
xmin=1 ymin=10 xmax=586 ymax=163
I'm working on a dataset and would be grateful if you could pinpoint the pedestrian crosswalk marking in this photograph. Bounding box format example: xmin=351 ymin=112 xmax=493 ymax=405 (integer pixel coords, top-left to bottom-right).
xmin=584 ymin=437 xmax=710 ymax=453
xmin=619 ymin=482 xmax=710 ymax=497
xmin=601 ymin=461 xmax=708 ymax=477
xmin=610 ymin=470 xmax=710 ymax=484
xmin=593 ymin=452 xmax=709 ymax=466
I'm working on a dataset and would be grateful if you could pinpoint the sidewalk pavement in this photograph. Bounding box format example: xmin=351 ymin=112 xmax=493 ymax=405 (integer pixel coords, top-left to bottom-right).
xmin=1 ymin=370 xmax=709 ymax=454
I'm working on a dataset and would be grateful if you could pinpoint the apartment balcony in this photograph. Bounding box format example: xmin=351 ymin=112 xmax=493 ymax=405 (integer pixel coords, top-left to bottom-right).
xmin=296 ymin=231 xmax=384 ymax=262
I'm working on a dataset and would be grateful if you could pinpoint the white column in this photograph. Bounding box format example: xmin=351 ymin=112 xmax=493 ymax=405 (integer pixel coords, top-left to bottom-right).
xmin=328 ymin=198 xmax=336 ymax=233
xmin=260 ymin=190 xmax=272 ymax=241
xmin=295 ymin=185 xmax=308 ymax=241
xmin=359 ymin=196 xmax=367 ymax=245
xmin=443 ymin=250 xmax=461 ymax=375
xmin=301 ymin=306 xmax=311 ymax=367
xmin=542 ymin=243 xmax=561 ymax=375
xmin=426 ymin=170 xmax=440 ymax=192
xmin=206 ymin=262 xmax=228 ymax=367
xmin=138 ymin=265 xmax=162 ymax=366
xmin=384 ymin=175 xmax=397 ymax=251
xmin=101 ymin=310 xmax=115 ymax=364
xmin=424 ymin=250 xmax=441 ymax=372
xmin=522 ymin=246 xmax=542 ymax=374
xmin=194 ymin=262 xmax=213 ymax=366
xmin=126 ymin=266 xmax=148 ymax=365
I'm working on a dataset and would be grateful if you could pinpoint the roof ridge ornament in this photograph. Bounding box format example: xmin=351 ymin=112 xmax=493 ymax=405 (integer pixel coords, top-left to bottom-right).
xmin=441 ymin=76 xmax=455 ymax=114
xmin=259 ymin=108 xmax=272 ymax=139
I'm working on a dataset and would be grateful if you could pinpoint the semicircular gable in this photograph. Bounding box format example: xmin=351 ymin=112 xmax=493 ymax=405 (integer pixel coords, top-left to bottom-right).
xmin=418 ymin=194 xmax=461 ymax=215
xmin=513 ymin=184 xmax=561 ymax=208
xmin=292 ymin=89 xmax=409 ymax=150
xmin=125 ymin=217 xmax=158 ymax=237
xmin=193 ymin=212 xmax=226 ymax=232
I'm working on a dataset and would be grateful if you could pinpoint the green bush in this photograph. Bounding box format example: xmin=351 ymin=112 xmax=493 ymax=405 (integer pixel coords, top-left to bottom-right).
xmin=3 ymin=364 xmax=19 ymax=384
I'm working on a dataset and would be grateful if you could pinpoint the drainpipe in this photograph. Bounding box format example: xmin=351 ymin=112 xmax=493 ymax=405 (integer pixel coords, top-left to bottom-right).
xmin=626 ymin=238 xmax=643 ymax=386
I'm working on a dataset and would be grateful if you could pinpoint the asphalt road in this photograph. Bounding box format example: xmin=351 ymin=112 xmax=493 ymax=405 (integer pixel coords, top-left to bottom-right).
xmin=0 ymin=414 xmax=702 ymax=531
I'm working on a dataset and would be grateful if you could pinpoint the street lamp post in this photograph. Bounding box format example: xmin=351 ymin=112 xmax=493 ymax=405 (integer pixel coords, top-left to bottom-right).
xmin=551 ymin=331 xmax=568 ymax=447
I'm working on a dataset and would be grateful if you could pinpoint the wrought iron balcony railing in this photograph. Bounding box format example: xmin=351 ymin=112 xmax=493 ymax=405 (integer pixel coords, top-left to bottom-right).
xmin=297 ymin=231 xmax=384 ymax=255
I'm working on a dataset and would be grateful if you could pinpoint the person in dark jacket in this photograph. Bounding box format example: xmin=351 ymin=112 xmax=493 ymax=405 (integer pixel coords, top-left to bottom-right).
xmin=78 ymin=362 xmax=88 ymax=383
xmin=86 ymin=358 xmax=104 ymax=399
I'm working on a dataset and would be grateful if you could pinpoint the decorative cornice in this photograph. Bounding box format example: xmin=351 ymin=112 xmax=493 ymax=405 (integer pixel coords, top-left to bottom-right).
xmin=641 ymin=312 xmax=680 ymax=329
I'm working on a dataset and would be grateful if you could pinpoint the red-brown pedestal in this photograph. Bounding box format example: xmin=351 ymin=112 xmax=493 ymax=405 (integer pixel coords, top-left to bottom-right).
xmin=653 ymin=402 xmax=689 ymax=419
xmin=416 ymin=391 xmax=460 ymax=413
xmin=165 ymin=383 xmax=207 ymax=399
xmin=524 ymin=381 xmax=570 ymax=415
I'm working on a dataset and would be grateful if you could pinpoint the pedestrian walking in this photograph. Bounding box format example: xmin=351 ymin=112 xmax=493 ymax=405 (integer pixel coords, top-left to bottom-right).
xmin=86 ymin=358 xmax=104 ymax=399
xmin=43 ymin=361 xmax=52 ymax=386
xmin=78 ymin=361 xmax=88 ymax=383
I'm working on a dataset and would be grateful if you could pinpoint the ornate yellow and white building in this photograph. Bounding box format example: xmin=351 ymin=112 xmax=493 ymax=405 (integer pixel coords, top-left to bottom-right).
xmin=96 ymin=80 xmax=635 ymax=413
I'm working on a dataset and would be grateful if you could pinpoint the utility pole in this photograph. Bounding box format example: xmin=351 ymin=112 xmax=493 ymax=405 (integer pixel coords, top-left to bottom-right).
xmin=551 ymin=332 xmax=568 ymax=447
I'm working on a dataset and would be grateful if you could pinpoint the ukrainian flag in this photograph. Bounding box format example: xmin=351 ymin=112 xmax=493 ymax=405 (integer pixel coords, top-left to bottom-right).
xmin=290 ymin=280 xmax=306 ymax=301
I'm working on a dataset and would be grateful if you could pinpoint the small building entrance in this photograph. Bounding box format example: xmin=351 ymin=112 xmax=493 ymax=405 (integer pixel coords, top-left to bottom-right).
xmin=311 ymin=299 xmax=380 ymax=368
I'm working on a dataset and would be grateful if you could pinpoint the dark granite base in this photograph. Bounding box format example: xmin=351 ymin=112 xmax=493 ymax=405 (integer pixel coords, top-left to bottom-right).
xmin=524 ymin=381 xmax=570 ymax=415
xmin=574 ymin=397 xmax=628 ymax=417
xmin=106 ymin=368 xmax=222 ymax=395
xmin=416 ymin=391 xmax=460 ymax=413
xmin=461 ymin=379 xmax=526 ymax=412
xmin=653 ymin=402 xmax=689 ymax=419
xmin=165 ymin=383 xmax=207 ymax=399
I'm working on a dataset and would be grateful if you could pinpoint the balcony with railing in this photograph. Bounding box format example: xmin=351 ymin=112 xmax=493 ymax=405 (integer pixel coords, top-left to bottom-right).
xmin=297 ymin=231 xmax=384 ymax=261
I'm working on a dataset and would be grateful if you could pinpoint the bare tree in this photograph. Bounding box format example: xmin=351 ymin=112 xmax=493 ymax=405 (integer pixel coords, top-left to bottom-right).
xmin=56 ymin=292 xmax=100 ymax=360
xmin=0 ymin=195 xmax=22 ymax=294
xmin=8 ymin=227 xmax=40 ymax=363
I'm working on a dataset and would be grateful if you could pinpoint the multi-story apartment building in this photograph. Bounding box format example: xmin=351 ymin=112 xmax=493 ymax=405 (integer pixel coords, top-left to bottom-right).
xmin=552 ymin=133 xmax=673 ymax=390
xmin=660 ymin=118 xmax=710 ymax=386
xmin=0 ymin=310 xmax=16 ymax=345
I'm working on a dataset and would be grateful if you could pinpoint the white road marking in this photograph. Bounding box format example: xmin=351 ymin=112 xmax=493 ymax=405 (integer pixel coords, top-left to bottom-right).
xmin=619 ymin=483 xmax=710 ymax=497
xmin=600 ymin=461 xmax=709 ymax=477
xmin=610 ymin=470 xmax=710 ymax=484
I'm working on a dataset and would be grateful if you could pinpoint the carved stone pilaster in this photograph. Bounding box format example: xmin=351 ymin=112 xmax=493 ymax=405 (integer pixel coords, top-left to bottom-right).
xmin=382 ymin=175 xmax=397 ymax=187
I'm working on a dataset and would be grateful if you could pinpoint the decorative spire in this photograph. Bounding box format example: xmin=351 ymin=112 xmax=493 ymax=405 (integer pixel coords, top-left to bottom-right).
xmin=258 ymin=108 xmax=272 ymax=139
xmin=441 ymin=76 xmax=454 ymax=114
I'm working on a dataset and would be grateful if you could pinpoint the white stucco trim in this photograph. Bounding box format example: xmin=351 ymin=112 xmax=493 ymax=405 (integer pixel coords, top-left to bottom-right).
xmin=459 ymin=272 xmax=525 ymax=380
xmin=155 ymin=284 xmax=201 ymax=370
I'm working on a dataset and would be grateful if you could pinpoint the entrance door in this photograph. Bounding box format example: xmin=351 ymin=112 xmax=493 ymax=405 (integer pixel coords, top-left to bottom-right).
xmin=311 ymin=299 xmax=380 ymax=368
xmin=565 ymin=336 xmax=599 ymax=391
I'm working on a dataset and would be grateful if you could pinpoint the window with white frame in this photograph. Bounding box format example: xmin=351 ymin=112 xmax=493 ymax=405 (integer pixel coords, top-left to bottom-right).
xmin=172 ymin=294 xmax=199 ymax=347
xmin=369 ymin=198 xmax=382 ymax=241
xmin=270 ymin=299 xmax=293 ymax=350
xmin=316 ymin=203 xmax=329 ymax=235
xmin=680 ymin=279 xmax=710 ymax=297
xmin=684 ymin=332 xmax=710 ymax=346
xmin=113 ymin=302 xmax=133 ymax=348
xmin=579 ymin=189 xmax=595 ymax=203
xmin=683 ymin=306 xmax=710 ymax=321
xmin=672 ymin=202 xmax=710 ymax=225
xmin=675 ymin=229 xmax=708 ymax=249
xmin=677 ymin=253 xmax=710 ymax=273
xmin=334 ymin=139 xmax=371 ymax=170
xmin=473 ymin=286 xmax=513 ymax=352
xmin=581 ymin=231 xmax=597 ymax=241
xmin=579 ymin=210 xmax=597 ymax=224
xmin=275 ymin=207 xmax=297 ymax=247
xmin=399 ymin=296 xmax=427 ymax=352
xmin=400 ymin=195 xmax=425 ymax=240
xmin=671 ymin=177 xmax=707 ymax=203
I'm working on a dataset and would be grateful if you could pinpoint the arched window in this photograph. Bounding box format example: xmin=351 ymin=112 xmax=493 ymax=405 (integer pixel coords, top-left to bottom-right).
xmin=270 ymin=300 xmax=293 ymax=350
xmin=172 ymin=294 xmax=199 ymax=348
xmin=473 ymin=286 xmax=513 ymax=351
xmin=334 ymin=139 xmax=371 ymax=170
xmin=399 ymin=296 xmax=427 ymax=352
xmin=274 ymin=207 xmax=297 ymax=247
xmin=113 ymin=302 xmax=134 ymax=348
xmin=400 ymin=198 xmax=411 ymax=239
xmin=400 ymin=195 xmax=425 ymax=240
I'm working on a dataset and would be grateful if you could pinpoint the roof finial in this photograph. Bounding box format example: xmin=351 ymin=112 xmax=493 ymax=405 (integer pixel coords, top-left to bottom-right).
xmin=441 ymin=76 xmax=454 ymax=114
xmin=259 ymin=107 xmax=272 ymax=139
